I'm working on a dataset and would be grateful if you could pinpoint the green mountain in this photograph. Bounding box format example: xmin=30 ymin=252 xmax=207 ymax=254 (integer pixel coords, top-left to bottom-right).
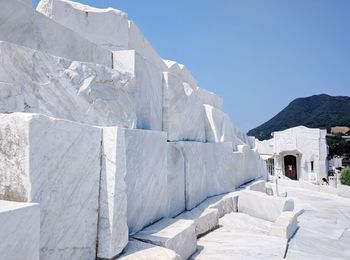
xmin=248 ymin=94 xmax=350 ymax=140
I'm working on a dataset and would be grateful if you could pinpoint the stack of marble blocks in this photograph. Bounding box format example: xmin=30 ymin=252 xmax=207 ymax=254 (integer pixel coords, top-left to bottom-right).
xmin=0 ymin=0 xmax=268 ymax=259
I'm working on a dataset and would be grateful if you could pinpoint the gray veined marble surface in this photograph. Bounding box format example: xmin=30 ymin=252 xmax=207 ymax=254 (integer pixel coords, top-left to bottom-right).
xmin=0 ymin=41 xmax=137 ymax=128
xmin=0 ymin=113 xmax=101 ymax=260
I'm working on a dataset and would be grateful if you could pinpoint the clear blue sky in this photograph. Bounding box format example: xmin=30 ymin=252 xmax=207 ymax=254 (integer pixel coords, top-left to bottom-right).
xmin=33 ymin=0 xmax=350 ymax=132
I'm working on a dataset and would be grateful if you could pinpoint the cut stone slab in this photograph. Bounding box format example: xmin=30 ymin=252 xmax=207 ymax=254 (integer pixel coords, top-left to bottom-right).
xmin=180 ymin=142 xmax=208 ymax=210
xmin=113 ymin=50 xmax=162 ymax=130
xmin=166 ymin=142 xmax=185 ymax=218
xmin=192 ymin=221 xmax=288 ymax=260
xmin=196 ymin=87 xmax=223 ymax=110
xmin=241 ymin=180 xmax=266 ymax=193
xmin=208 ymin=192 xmax=239 ymax=217
xmin=37 ymin=0 xmax=129 ymax=51
xmin=0 ymin=40 xmax=136 ymax=128
xmin=233 ymin=145 xmax=264 ymax=187
xmin=1 ymin=0 xmax=111 ymax=66
xmin=176 ymin=208 xmax=219 ymax=237
xmin=163 ymin=60 xmax=182 ymax=76
xmin=0 ymin=200 xmax=40 ymax=260
xmin=195 ymin=192 xmax=239 ymax=218
xmin=0 ymin=113 xmax=101 ymax=260
xmin=117 ymin=240 xmax=181 ymax=260
xmin=238 ymin=190 xmax=294 ymax=222
xmin=203 ymin=104 xmax=245 ymax=147
xmin=191 ymin=212 xmax=288 ymax=259
xmin=128 ymin=21 xmax=167 ymax=71
xmin=247 ymin=136 xmax=256 ymax=149
xmin=168 ymin=141 xmax=236 ymax=214
xmin=178 ymin=63 xmax=198 ymax=89
xmin=205 ymin=142 xmax=235 ymax=197
xmin=163 ymin=72 xmax=206 ymax=142
xmin=132 ymin=218 xmax=197 ymax=260
xmin=163 ymin=60 xmax=197 ymax=89
xmin=124 ymin=129 xmax=168 ymax=234
xmin=269 ymin=211 xmax=299 ymax=240
xmin=98 ymin=127 xmax=128 ymax=259
xmin=219 ymin=212 xmax=272 ymax=235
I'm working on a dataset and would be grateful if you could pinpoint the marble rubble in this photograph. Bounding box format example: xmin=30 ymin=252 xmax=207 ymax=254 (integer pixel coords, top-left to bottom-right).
xmin=0 ymin=200 xmax=40 ymax=260
xmin=0 ymin=0 xmax=272 ymax=259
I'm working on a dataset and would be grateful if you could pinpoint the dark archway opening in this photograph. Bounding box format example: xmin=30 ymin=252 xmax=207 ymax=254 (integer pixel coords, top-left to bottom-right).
xmin=284 ymin=155 xmax=297 ymax=180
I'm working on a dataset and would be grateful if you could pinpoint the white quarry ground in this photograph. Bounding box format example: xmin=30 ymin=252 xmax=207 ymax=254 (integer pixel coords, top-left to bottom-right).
xmin=191 ymin=183 xmax=350 ymax=260
xmin=282 ymin=186 xmax=350 ymax=260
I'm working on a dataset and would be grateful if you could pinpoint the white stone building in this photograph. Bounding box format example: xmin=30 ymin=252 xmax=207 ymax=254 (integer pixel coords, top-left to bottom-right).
xmin=255 ymin=126 xmax=328 ymax=184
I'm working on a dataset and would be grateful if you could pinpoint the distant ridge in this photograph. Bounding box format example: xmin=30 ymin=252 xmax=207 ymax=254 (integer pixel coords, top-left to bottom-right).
xmin=248 ymin=94 xmax=350 ymax=140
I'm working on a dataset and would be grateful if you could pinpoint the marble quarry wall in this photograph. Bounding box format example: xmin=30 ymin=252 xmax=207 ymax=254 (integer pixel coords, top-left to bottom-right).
xmin=0 ymin=0 xmax=268 ymax=259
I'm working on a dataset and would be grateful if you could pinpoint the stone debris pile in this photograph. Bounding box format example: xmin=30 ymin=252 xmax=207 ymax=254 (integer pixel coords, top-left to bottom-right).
xmin=0 ymin=0 xmax=268 ymax=259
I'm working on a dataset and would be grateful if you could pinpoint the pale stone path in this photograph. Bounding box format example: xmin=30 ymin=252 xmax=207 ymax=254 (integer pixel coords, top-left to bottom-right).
xmin=283 ymin=187 xmax=350 ymax=260
xmin=191 ymin=186 xmax=350 ymax=259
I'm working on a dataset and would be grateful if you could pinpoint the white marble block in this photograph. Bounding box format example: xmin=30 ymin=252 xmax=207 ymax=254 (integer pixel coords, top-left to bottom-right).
xmin=0 ymin=200 xmax=40 ymax=260
xmin=196 ymin=87 xmax=223 ymax=109
xmin=128 ymin=21 xmax=167 ymax=71
xmin=205 ymin=142 xmax=235 ymax=197
xmin=176 ymin=207 xmax=219 ymax=237
xmin=98 ymin=127 xmax=128 ymax=259
xmin=178 ymin=63 xmax=197 ymax=89
xmin=238 ymin=190 xmax=294 ymax=222
xmin=0 ymin=41 xmax=136 ymax=128
xmin=113 ymin=50 xmax=162 ymax=130
xmin=132 ymin=218 xmax=197 ymax=260
xmin=181 ymin=142 xmax=208 ymax=210
xmin=124 ymin=129 xmax=168 ymax=234
xmin=269 ymin=211 xmax=299 ymax=239
xmin=163 ymin=60 xmax=197 ymax=89
xmin=0 ymin=0 xmax=111 ymax=66
xmin=166 ymin=142 xmax=185 ymax=217
xmin=163 ymin=72 xmax=206 ymax=141
xmin=0 ymin=113 xmax=101 ymax=260
xmin=37 ymin=0 xmax=129 ymax=51
xmin=233 ymin=145 xmax=263 ymax=187
xmin=117 ymin=240 xmax=182 ymax=260
xmin=204 ymin=104 xmax=245 ymax=148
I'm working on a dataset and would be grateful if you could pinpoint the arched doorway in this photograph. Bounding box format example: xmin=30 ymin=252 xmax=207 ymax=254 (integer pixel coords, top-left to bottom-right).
xmin=284 ymin=155 xmax=297 ymax=180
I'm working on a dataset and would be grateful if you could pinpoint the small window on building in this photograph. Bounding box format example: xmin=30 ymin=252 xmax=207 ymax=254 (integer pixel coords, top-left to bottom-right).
xmin=311 ymin=161 xmax=314 ymax=172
